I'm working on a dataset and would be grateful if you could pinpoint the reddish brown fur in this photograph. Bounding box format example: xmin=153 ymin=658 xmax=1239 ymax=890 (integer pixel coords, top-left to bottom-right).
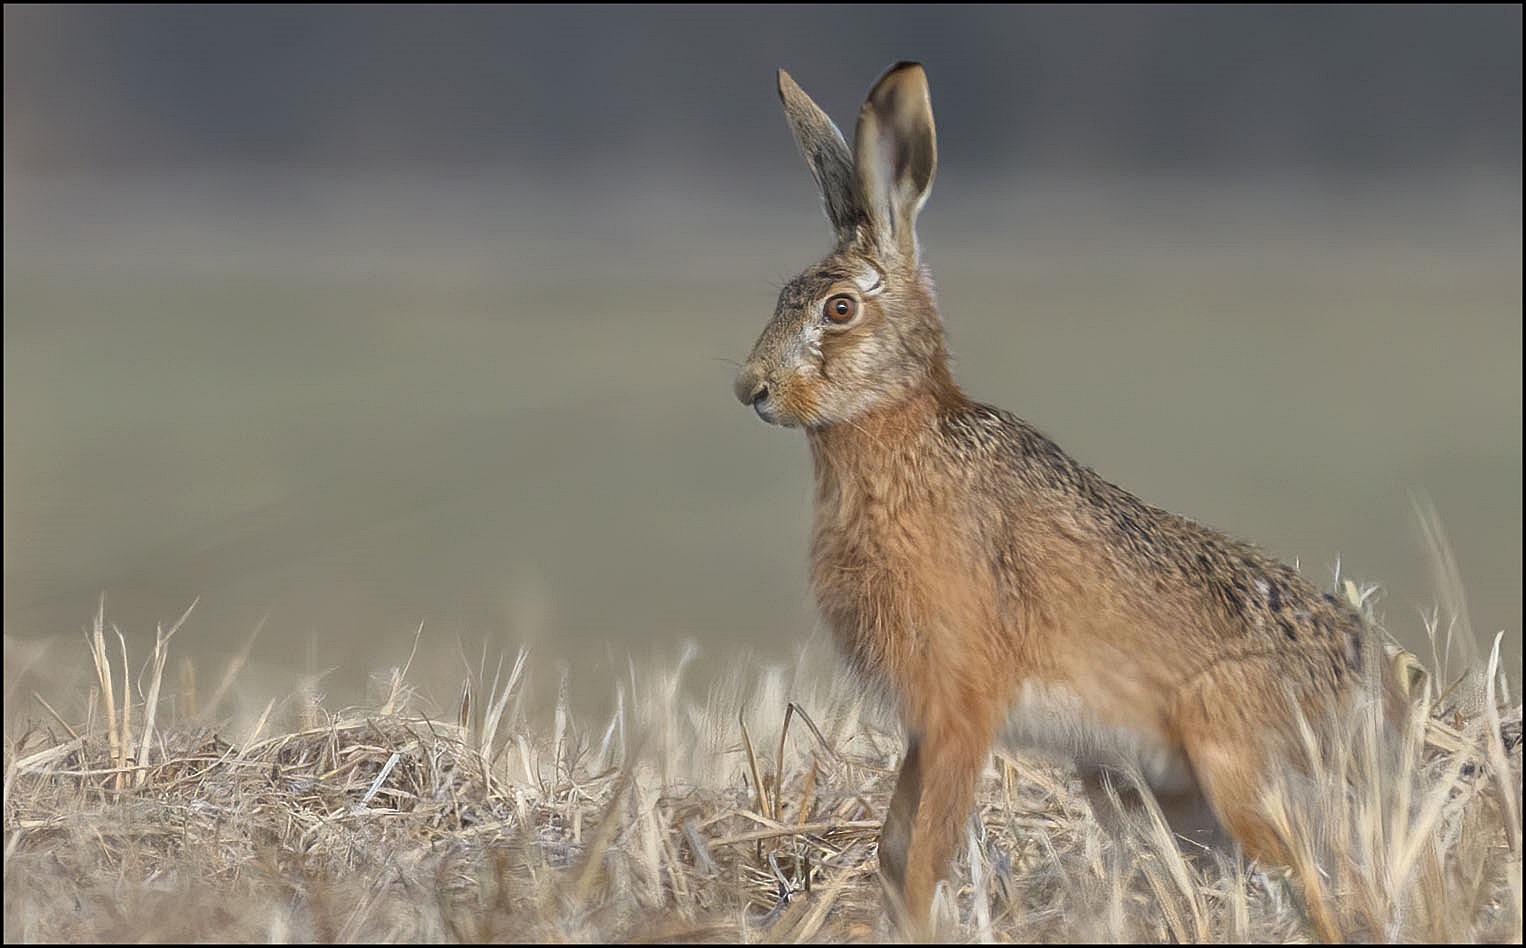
xmin=738 ymin=63 xmax=1395 ymax=941
xmin=802 ymin=371 xmax=1366 ymax=933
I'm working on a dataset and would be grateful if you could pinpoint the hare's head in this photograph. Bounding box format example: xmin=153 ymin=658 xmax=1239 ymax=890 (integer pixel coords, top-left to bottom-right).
xmin=735 ymin=62 xmax=953 ymax=428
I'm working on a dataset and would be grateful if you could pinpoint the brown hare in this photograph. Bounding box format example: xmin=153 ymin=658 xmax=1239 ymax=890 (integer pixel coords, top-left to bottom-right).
xmin=735 ymin=62 xmax=1403 ymax=941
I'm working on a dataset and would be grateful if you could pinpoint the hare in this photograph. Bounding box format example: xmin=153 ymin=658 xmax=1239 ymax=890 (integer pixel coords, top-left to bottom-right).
xmin=735 ymin=62 xmax=1403 ymax=940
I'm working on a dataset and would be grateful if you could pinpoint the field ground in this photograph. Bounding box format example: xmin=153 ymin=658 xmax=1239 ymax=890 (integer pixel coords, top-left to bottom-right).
xmin=3 ymin=593 xmax=1520 ymax=943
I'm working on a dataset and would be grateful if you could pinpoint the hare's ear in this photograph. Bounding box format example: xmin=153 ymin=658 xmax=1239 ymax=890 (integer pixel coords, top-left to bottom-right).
xmin=854 ymin=62 xmax=936 ymax=261
xmin=778 ymin=69 xmax=862 ymax=239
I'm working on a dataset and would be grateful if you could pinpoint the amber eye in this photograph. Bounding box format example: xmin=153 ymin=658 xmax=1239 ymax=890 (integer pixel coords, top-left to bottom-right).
xmin=823 ymin=294 xmax=858 ymax=324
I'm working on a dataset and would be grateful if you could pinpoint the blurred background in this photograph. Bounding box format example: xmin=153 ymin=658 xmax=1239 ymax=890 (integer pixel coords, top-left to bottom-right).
xmin=4 ymin=5 xmax=1520 ymax=717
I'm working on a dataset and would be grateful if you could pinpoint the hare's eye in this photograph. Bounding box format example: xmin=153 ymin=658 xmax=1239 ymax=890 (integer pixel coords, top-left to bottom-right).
xmin=823 ymin=294 xmax=858 ymax=324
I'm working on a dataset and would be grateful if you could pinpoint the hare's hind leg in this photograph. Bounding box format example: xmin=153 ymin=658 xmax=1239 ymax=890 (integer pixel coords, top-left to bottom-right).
xmin=1173 ymin=666 xmax=1344 ymax=943
xmin=1080 ymin=767 xmax=1227 ymax=854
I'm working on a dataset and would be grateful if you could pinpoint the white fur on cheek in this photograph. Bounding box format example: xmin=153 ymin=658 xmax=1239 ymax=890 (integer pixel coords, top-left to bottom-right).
xmin=790 ymin=318 xmax=825 ymax=368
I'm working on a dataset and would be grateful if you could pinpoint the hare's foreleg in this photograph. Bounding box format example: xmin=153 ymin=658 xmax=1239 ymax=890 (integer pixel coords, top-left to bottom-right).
xmin=897 ymin=720 xmax=992 ymax=932
xmin=879 ymin=736 xmax=922 ymax=894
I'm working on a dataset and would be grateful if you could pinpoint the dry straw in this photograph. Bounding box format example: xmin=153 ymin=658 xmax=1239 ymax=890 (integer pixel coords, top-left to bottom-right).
xmin=4 ymin=587 xmax=1521 ymax=942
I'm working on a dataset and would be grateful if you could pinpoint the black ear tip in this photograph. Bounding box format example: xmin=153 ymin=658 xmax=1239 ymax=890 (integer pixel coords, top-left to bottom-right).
xmin=874 ymin=61 xmax=928 ymax=92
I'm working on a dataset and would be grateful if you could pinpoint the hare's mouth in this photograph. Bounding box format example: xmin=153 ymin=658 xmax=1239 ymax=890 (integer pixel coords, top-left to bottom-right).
xmin=752 ymin=400 xmax=798 ymax=428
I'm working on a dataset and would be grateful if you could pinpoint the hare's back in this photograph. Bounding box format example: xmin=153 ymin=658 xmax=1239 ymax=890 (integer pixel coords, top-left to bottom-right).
xmin=943 ymin=402 xmax=1367 ymax=685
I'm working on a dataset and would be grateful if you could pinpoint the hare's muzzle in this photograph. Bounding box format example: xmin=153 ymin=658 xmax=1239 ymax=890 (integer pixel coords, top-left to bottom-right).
xmin=734 ymin=367 xmax=784 ymax=425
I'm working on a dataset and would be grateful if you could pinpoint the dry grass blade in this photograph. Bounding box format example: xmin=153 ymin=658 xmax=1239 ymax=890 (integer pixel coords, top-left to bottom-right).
xmin=83 ymin=598 xmax=120 ymax=789
xmin=359 ymin=751 xmax=403 ymax=807
xmin=115 ymin=625 xmax=130 ymax=781
xmin=1411 ymin=490 xmax=1481 ymax=690
xmin=739 ymin=708 xmax=769 ymax=830
xmin=967 ymin=820 xmax=994 ymax=943
xmin=1482 ymin=631 xmax=1522 ymax=855
xmin=772 ymin=702 xmax=794 ymax=824
xmin=552 ymin=666 xmax=569 ymax=795
xmin=458 ymin=674 xmax=473 ymax=730
xmin=236 ymin=698 xmax=277 ymax=757
xmin=784 ymin=701 xmax=839 ymax=764
xmin=574 ymin=759 xmax=636 ymax=903
xmin=194 ymin=617 xmax=262 ymax=725
xmin=9 ymin=735 xmax=83 ymax=773
xmin=711 ymin=819 xmax=880 ymax=848
xmin=771 ymin=861 xmax=861 ymax=943
xmin=133 ymin=598 xmax=194 ymax=787
xmin=380 ymin=621 xmax=425 ymax=715
xmin=1138 ymin=779 xmax=1207 ymax=942
xmin=477 ymin=648 xmax=528 ymax=774
xmin=31 ymin=692 xmax=81 ymax=742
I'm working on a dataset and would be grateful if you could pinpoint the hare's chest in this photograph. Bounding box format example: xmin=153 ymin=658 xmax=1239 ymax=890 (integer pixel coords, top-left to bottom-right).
xmin=811 ymin=511 xmax=995 ymax=703
xmin=1001 ymin=680 xmax=1194 ymax=794
xmin=810 ymin=523 xmax=938 ymax=652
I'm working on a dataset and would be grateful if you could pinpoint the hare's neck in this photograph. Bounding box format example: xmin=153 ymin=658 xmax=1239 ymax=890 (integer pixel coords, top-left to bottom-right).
xmin=805 ymin=385 xmax=975 ymax=700
xmin=806 ymin=385 xmax=966 ymax=509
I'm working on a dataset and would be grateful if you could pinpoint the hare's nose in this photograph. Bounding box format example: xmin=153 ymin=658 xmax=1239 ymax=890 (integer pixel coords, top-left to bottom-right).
xmin=734 ymin=369 xmax=768 ymax=407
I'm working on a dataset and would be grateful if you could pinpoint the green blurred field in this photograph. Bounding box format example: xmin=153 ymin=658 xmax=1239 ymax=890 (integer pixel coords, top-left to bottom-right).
xmin=3 ymin=173 xmax=1520 ymax=715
